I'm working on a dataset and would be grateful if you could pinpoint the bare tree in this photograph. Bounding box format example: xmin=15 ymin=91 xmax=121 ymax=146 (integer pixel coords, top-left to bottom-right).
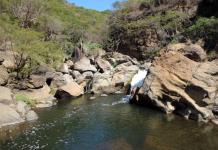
xmin=12 ymin=0 xmax=43 ymax=28
xmin=41 ymin=17 xmax=63 ymax=41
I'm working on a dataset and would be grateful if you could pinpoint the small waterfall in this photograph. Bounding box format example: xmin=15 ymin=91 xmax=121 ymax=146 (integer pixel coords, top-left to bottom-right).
xmin=123 ymin=69 xmax=148 ymax=103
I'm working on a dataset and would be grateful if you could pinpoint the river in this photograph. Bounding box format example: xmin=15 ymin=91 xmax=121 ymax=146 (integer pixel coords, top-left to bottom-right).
xmin=0 ymin=94 xmax=218 ymax=150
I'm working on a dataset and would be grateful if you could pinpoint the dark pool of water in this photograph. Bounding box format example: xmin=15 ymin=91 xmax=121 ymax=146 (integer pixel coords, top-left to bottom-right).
xmin=0 ymin=94 xmax=218 ymax=150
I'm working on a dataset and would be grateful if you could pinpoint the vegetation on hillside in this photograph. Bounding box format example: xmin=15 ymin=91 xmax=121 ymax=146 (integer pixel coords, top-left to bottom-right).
xmin=0 ymin=0 xmax=108 ymax=78
xmin=104 ymin=0 xmax=218 ymax=60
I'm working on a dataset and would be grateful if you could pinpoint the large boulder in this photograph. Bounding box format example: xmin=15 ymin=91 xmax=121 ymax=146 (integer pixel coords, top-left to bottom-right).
xmin=16 ymin=85 xmax=56 ymax=108
xmin=28 ymin=75 xmax=46 ymax=89
xmin=92 ymin=72 xmax=114 ymax=94
xmin=0 ymin=102 xmax=38 ymax=127
xmin=0 ymin=103 xmax=25 ymax=127
xmin=0 ymin=66 xmax=9 ymax=86
xmin=92 ymin=62 xmax=139 ymax=94
xmin=103 ymin=52 xmax=139 ymax=66
xmin=133 ymin=51 xmax=218 ymax=122
xmin=55 ymin=82 xmax=84 ymax=100
xmin=50 ymin=72 xmax=74 ymax=88
xmin=74 ymin=57 xmax=97 ymax=73
xmin=0 ymin=86 xmax=13 ymax=104
xmin=96 ymin=58 xmax=113 ymax=73
xmin=112 ymin=62 xmax=139 ymax=87
xmin=0 ymin=51 xmax=16 ymax=69
xmin=58 ymin=63 xmax=69 ymax=74
xmin=167 ymin=43 xmax=207 ymax=62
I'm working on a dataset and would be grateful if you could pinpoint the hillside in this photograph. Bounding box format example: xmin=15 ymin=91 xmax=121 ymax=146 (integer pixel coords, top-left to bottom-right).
xmin=0 ymin=0 xmax=108 ymax=74
xmin=105 ymin=0 xmax=218 ymax=60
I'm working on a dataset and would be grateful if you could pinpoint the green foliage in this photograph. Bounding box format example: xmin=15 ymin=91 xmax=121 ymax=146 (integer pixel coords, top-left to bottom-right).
xmin=83 ymin=42 xmax=103 ymax=56
xmin=15 ymin=94 xmax=36 ymax=107
xmin=105 ymin=0 xmax=190 ymax=60
xmin=0 ymin=0 xmax=108 ymax=78
xmin=185 ymin=17 xmax=218 ymax=50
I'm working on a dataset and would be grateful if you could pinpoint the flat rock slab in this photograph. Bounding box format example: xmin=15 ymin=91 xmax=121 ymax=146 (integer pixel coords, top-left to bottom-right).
xmin=74 ymin=57 xmax=97 ymax=73
xmin=0 ymin=86 xmax=13 ymax=104
xmin=0 ymin=103 xmax=24 ymax=127
xmin=55 ymin=82 xmax=84 ymax=99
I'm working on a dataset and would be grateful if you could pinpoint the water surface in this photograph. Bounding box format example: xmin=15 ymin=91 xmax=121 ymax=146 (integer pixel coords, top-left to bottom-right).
xmin=0 ymin=94 xmax=218 ymax=150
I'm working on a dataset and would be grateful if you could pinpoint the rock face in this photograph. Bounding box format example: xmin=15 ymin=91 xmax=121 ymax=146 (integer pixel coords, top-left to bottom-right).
xmin=133 ymin=51 xmax=218 ymax=122
xmin=92 ymin=62 xmax=138 ymax=94
xmin=55 ymin=82 xmax=84 ymax=99
xmin=17 ymin=85 xmax=56 ymax=108
xmin=96 ymin=58 xmax=113 ymax=73
xmin=112 ymin=62 xmax=139 ymax=87
xmin=28 ymin=75 xmax=46 ymax=89
xmin=58 ymin=63 xmax=69 ymax=74
xmin=92 ymin=72 xmax=114 ymax=94
xmin=0 ymin=103 xmax=25 ymax=127
xmin=104 ymin=52 xmax=139 ymax=66
xmin=74 ymin=57 xmax=97 ymax=73
xmin=0 ymin=86 xmax=13 ymax=104
xmin=167 ymin=43 xmax=207 ymax=62
xmin=0 ymin=66 xmax=9 ymax=86
xmin=0 ymin=50 xmax=16 ymax=69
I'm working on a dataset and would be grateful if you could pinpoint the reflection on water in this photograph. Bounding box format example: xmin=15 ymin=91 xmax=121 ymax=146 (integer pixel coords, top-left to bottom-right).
xmin=0 ymin=94 xmax=218 ymax=150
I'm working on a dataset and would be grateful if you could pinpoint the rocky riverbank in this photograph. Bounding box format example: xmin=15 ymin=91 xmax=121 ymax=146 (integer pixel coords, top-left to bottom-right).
xmin=0 ymin=49 xmax=141 ymax=127
xmin=131 ymin=43 xmax=218 ymax=124
xmin=1 ymin=42 xmax=218 ymax=127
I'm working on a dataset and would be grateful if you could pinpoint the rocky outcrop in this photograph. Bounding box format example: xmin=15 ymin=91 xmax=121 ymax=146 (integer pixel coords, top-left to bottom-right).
xmin=0 ymin=89 xmax=38 ymax=127
xmin=92 ymin=72 xmax=114 ymax=94
xmin=0 ymin=86 xmax=13 ymax=104
xmin=16 ymin=85 xmax=56 ymax=108
xmin=96 ymin=58 xmax=113 ymax=73
xmin=74 ymin=57 xmax=97 ymax=73
xmin=0 ymin=103 xmax=25 ymax=127
xmin=0 ymin=66 xmax=9 ymax=86
xmin=103 ymin=52 xmax=139 ymax=66
xmin=55 ymin=82 xmax=84 ymax=99
xmin=133 ymin=51 xmax=218 ymax=122
xmin=92 ymin=61 xmax=138 ymax=94
xmin=58 ymin=63 xmax=69 ymax=74
xmin=112 ymin=62 xmax=139 ymax=87
xmin=28 ymin=75 xmax=46 ymax=89
xmin=0 ymin=50 xmax=16 ymax=69
xmin=167 ymin=43 xmax=207 ymax=62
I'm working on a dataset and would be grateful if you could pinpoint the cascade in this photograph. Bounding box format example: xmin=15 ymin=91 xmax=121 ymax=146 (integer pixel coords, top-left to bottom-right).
xmin=122 ymin=68 xmax=148 ymax=102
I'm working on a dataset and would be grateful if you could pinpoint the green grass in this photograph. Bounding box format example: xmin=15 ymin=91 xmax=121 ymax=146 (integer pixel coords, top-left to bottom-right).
xmin=15 ymin=94 xmax=36 ymax=107
xmin=0 ymin=0 xmax=108 ymax=77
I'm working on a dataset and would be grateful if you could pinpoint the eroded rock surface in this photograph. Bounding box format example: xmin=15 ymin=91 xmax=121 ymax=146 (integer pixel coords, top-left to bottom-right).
xmin=74 ymin=57 xmax=97 ymax=73
xmin=55 ymin=82 xmax=84 ymax=99
xmin=133 ymin=51 xmax=218 ymax=122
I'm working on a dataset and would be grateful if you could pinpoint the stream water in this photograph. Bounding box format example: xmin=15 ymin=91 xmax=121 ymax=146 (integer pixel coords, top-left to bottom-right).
xmin=0 ymin=94 xmax=218 ymax=150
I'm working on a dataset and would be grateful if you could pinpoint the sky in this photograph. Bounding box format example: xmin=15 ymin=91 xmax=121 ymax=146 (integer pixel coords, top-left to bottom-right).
xmin=68 ymin=0 xmax=122 ymax=11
